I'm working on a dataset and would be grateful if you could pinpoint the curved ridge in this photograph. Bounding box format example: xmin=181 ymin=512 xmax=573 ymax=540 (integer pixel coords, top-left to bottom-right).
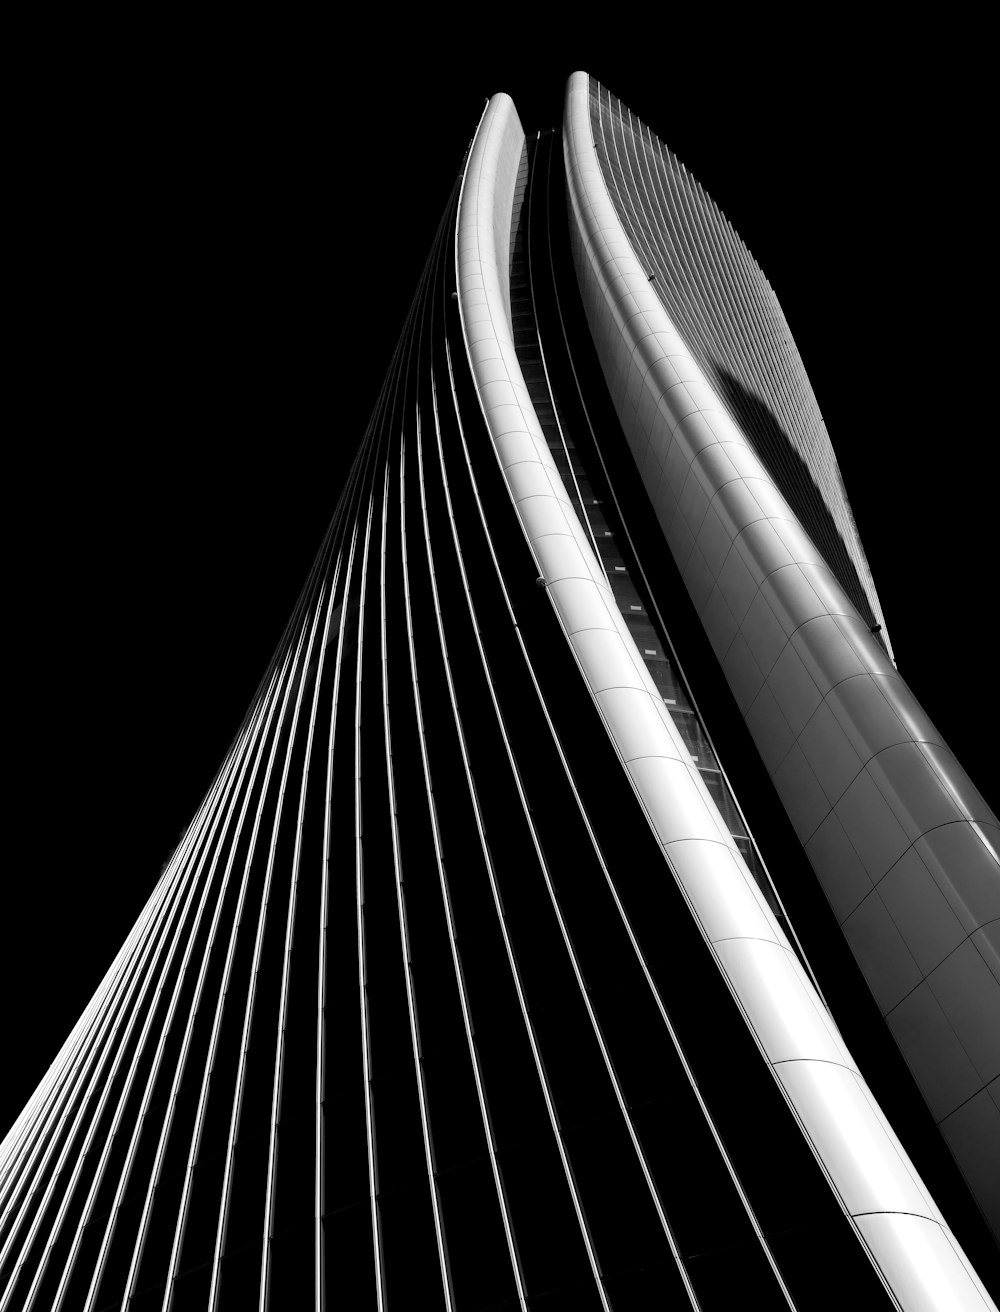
xmin=587 ymin=77 xmax=891 ymax=662
xmin=560 ymin=68 xmax=995 ymax=1312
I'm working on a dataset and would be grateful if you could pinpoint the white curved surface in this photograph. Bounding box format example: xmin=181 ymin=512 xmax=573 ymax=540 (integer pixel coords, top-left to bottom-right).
xmin=563 ymin=80 xmax=1000 ymax=1247
xmin=455 ymin=74 xmax=1000 ymax=1311
xmin=855 ymin=1214 xmax=997 ymax=1312
xmin=592 ymin=75 xmax=893 ymax=665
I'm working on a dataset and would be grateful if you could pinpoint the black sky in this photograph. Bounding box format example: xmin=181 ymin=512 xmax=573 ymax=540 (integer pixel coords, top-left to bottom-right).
xmin=7 ymin=37 xmax=995 ymax=1137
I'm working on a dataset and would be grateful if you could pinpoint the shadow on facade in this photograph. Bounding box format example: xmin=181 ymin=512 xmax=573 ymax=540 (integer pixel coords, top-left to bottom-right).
xmin=709 ymin=364 xmax=883 ymax=644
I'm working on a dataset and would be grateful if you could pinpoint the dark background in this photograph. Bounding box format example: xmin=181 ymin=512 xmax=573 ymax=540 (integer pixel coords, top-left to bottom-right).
xmin=7 ymin=34 xmax=994 ymax=1140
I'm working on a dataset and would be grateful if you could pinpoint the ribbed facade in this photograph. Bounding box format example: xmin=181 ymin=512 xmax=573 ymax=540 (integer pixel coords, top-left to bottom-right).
xmin=1 ymin=74 xmax=996 ymax=1312
xmin=588 ymin=82 xmax=890 ymax=658
xmin=565 ymin=72 xmax=999 ymax=1260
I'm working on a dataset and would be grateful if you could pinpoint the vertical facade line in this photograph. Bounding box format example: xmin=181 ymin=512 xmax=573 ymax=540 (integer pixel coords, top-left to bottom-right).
xmin=206 ymin=587 xmax=329 ymax=1312
xmin=116 ymin=680 xmax=290 ymax=1307
xmin=418 ymin=355 xmax=613 ymax=1309
xmin=352 ymin=489 xmax=387 ymax=1312
xmin=383 ymin=430 xmax=455 ymax=1309
xmin=160 ymin=639 xmax=303 ymax=1307
xmin=315 ymin=518 xmax=361 ymax=1312
xmin=404 ymin=400 xmax=529 ymax=1311
xmin=259 ymin=551 xmax=344 ymax=1312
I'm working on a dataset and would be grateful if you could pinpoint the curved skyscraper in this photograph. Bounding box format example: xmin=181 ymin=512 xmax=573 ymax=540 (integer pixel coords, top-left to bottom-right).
xmin=2 ymin=73 xmax=997 ymax=1311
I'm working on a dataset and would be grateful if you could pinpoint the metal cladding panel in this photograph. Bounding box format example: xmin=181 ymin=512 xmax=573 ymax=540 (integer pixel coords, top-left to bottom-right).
xmin=564 ymin=69 xmax=1000 ymax=1252
xmin=855 ymin=1213 xmax=998 ymax=1312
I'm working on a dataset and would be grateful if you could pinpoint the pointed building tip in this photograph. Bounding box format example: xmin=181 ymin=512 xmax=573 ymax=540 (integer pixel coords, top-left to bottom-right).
xmin=481 ymin=89 xmax=522 ymax=120
xmin=565 ymin=70 xmax=592 ymax=104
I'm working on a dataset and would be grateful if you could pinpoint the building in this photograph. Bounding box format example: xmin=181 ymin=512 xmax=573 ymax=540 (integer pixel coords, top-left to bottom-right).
xmin=2 ymin=72 xmax=997 ymax=1310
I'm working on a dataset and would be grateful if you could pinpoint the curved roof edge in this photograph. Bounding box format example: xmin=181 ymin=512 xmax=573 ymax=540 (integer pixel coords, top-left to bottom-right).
xmin=579 ymin=72 xmax=892 ymax=664
xmin=562 ymin=68 xmax=996 ymax=1309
